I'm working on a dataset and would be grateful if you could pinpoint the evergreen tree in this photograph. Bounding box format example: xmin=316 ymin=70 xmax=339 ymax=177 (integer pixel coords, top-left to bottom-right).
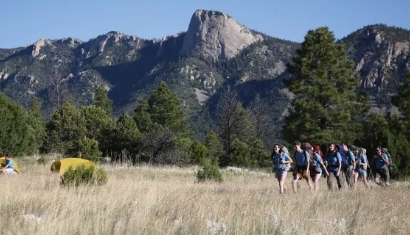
xmin=189 ymin=140 xmax=208 ymax=164
xmin=133 ymin=100 xmax=155 ymax=133
xmin=147 ymin=81 xmax=192 ymax=138
xmin=133 ymin=82 xmax=192 ymax=138
xmin=203 ymin=131 xmax=225 ymax=162
xmin=43 ymin=101 xmax=86 ymax=154
xmin=229 ymin=138 xmax=253 ymax=167
xmin=392 ymin=70 xmax=410 ymax=136
xmin=0 ymin=93 xmax=34 ymax=156
xmin=80 ymin=105 xmax=115 ymax=153
xmin=250 ymin=139 xmax=270 ymax=168
xmin=216 ymin=86 xmax=257 ymax=166
xmin=283 ymin=27 xmax=369 ymax=144
xmin=27 ymin=97 xmax=46 ymax=152
xmin=112 ymin=114 xmax=141 ymax=162
xmin=94 ymin=87 xmax=113 ymax=115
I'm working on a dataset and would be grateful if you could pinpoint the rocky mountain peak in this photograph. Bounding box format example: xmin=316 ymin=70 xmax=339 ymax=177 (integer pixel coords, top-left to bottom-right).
xmin=179 ymin=9 xmax=263 ymax=60
xmin=31 ymin=39 xmax=52 ymax=57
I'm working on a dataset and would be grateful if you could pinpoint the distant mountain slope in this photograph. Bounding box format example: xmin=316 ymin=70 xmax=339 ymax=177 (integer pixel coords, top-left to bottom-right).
xmin=0 ymin=10 xmax=409 ymax=139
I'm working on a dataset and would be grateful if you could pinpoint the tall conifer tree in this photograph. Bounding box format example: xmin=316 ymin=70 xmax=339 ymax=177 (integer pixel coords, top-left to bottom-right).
xmin=283 ymin=27 xmax=369 ymax=144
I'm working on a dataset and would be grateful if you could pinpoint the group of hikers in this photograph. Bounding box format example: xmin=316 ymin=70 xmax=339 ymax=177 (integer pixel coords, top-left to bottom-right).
xmin=271 ymin=141 xmax=392 ymax=194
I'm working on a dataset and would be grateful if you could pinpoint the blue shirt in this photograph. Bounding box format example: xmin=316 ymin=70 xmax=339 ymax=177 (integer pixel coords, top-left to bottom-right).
xmin=355 ymin=154 xmax=367 ymax=171
xmin=5 ymin=159 xmax=14 ymax=170
xmin=272 ymin=152 xmax=291 ymax=171
xmin=345 ymin=150 xmax=356 ymax=166
xmin=327 ymin=152 xmax=342 ymax=172
xmin=311 ymin=153 xmax=323 ymax=173
xmin=294 ymin=150 xmax=309 ymax=166
xmin=375 ymin=153 xmax=388 ymax=170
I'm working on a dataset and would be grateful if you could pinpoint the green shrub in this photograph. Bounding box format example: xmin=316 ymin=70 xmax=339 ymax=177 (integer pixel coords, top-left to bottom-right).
xmin=37 ymin=156 xmax=47 ymax=165
xmin=75 ymin=136 xmax=102 ymax=162
xmin=61 ymin=164 xmax=108 ymax=187
xmin=197 ymin=158 xmax=223 ymax=183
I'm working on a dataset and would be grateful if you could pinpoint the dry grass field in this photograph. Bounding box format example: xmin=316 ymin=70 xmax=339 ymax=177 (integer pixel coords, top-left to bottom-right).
xmin=0 ymin=156 xmax=409 ymax=235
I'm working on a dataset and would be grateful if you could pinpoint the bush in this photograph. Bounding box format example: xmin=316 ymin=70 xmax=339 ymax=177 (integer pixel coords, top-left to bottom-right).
xmin=61 ymin=164 xmax=108 ymax=187
xmin=197 ymin=158 xmax=223 ymax=183
xmin=75 ymin=136 xmax=102 ymax=162
xmin=37 ymin=156 xmax=47 ymax=165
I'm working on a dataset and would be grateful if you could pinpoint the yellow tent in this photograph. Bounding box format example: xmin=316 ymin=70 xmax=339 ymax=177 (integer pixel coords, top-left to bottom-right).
xmin=51 ymin=158 xmax=95 ymax=175
xmin=0 ymin=157 xmax=20 ymax=173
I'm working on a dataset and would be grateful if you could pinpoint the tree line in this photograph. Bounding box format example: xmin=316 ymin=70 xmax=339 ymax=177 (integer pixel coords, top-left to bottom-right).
xmin=1 ymin=26 xmax=410 ymax=178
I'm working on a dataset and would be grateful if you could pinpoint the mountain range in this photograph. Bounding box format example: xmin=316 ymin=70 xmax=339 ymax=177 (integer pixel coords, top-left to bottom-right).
xmin=1 ymin=9 xmax=409 ymax=139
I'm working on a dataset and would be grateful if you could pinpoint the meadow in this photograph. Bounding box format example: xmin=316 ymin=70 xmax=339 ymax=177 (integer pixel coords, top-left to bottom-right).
xmin=0 ymin=156 xmax=408 ymax=235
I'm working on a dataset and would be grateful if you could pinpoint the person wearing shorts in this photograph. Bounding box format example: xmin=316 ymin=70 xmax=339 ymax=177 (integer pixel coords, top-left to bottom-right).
xmin=291 ymin=141 xmax=312 ymax=192
xmin=354 ymin=148 xmax=369 ymax=189
xmin=272 ymin=144 xmax=293 ymax=194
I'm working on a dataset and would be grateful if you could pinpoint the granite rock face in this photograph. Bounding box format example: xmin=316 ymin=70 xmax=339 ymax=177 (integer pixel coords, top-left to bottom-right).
xmin=180 ymin=9 xmax=263 ymax=60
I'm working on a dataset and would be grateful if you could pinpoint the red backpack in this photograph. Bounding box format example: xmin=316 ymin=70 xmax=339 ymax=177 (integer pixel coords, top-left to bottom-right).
xmin=312 ymin=144 xmax=324 ymax=162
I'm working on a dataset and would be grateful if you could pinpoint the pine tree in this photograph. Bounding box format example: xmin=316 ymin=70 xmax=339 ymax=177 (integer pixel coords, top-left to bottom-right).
xmin=94 ymin=87 xmax=113 ymax=115
xmin=134 ymin=81 xmax=192 ymax=138
xmin=283 ymin=27 xmax=369 ymax=144
xmin=27 ymin=97 xmax=46 ymax=152
xmin=392 ymin=70 xmax=410 ymax=136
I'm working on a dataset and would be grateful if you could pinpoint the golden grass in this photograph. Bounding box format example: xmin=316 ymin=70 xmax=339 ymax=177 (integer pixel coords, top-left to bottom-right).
xmin=0 ymin=156 xmax=409 ymax=235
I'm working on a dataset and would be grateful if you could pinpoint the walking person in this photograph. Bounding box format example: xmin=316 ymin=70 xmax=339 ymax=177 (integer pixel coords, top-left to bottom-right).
xmin=326 ymin=143 xmax=343 ymax=190
xmin=374 ymin=146 xmax=390 ymax=186
xmin=310 ymin=145 xmax=329 ymax=191
xmin=342 ymin=143 xmax=356 ymax=188
xmin=354 ymin=147 xmax=370 ymax=189
xmin=271 ymin=144 xmax=293 ymax=194
xmin=291 ymin=141 xmax=313 ymax=192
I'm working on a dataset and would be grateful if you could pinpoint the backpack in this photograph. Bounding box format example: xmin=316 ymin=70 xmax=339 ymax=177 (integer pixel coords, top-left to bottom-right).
xmin=337 ymin=144 xmax=348 ymax=167
xmin=280 ymin=146 xmax=291 ymax=171
xmin=312 ymin=144 xmax=324 ymax=161
xmin=382 ymin=148 xmax=394 ymax=174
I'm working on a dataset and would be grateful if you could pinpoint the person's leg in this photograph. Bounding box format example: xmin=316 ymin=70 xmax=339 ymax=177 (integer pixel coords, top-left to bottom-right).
xmin=335 ymin=172 xmax=343 ymax=189
xmin=3 ymin=168 xmax=15 ymax=174
xmin=382 ymin=168 xmax=390 ymax=186
xmin=292 ymin=170 xmax=299 ymax=193
xmin=303 ymin=168 xmax=313 ymax=190
xmin=353 ymin=171 xmax=359 ymax=190
xmin=375 ymin=170 xmax=382 ymax=185
xmin=275 ymin=171 xmax=282 ymax=194
xmin=345 ymin=167 xmax=354 ymax=188
xmin=313 ymin=173 xmax=321 ymax=191
xmin=279 ymin=171 xmax=288 ymax=194
xmin=327 ymin=171 xmax=335 ymax=190
xmin=361 ymin=170 xmax=369 ymax=189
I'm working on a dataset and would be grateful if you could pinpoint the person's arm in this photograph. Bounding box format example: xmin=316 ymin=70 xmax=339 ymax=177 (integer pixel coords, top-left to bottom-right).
xmin=305 ymin=151 xmax=310 ymax=170
xmin=350 ymin=151 xmax=356 ymax=171
xmin=361 ymin=156 xmax=367 ymax=168
xmin=284 ymin=154 xmax=293 ymax=164
xmin=381 ymin=154 xmax=389 ymax=165
xmin=336 ymin=152 xmax=342 ymax=176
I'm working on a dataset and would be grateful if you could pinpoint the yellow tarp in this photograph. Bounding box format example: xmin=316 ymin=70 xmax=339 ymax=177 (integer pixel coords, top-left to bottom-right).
xmin=51 ymin=158 xmax=95 ymax=175
xmin=0 ymin=157 xmax=20 ymax=173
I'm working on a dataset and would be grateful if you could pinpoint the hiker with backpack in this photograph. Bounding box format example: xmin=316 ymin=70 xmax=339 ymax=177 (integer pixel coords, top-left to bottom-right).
xmin=291 ymin=141 xmax=313 ymax=192
xmin=310 ymin=144 xmax=329 ymax=191
xmin=326 ymin=143 xmax=344 ymax=190
xmin=373 ymin=146 xmax=390 ymax=186
xmin=271 ymin=144 xmax=293 ymax=194
xmin=354 ymin=147 xmax=370 ymax=189
xmin=342 ymin=143 xmax=356 ymax=188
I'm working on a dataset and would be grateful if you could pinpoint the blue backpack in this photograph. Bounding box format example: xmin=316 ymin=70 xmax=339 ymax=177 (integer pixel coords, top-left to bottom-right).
xmin=337 ymin=144 xmax=348 ymax=167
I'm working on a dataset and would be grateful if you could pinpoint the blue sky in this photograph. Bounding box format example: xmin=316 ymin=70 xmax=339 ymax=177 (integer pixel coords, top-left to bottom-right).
xmin=1 ymin=0 xmax=409 ymax=48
